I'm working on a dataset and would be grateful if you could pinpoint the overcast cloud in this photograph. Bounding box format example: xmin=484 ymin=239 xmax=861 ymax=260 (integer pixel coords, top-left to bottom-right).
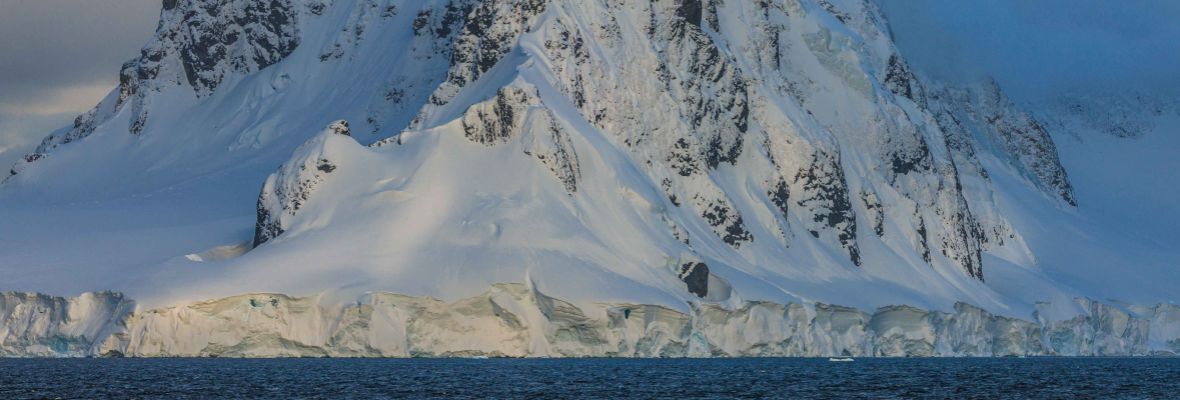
xmin=0 ymin=0 xmax=160 ymax=169
xmin=878 ymin=0 xmax=1180 ymax=103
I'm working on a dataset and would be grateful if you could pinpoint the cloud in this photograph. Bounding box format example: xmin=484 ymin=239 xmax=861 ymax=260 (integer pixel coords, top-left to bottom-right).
xmin=0 ymin=113 xmax=75 ymax=171
xmin=0 ymin=0 xmax=160 ymax=170
xmin=0 ymin=83 xmax=116 ymax=117
xmin=0 ymin=0 xmax=160 ymax=101
xmin=876 ymin=0 xmax=1180 ymax=103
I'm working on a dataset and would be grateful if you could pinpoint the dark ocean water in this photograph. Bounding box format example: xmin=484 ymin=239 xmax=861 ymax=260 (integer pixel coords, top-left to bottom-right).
xmin=1 ymin=357 xmax=1177 ymax=399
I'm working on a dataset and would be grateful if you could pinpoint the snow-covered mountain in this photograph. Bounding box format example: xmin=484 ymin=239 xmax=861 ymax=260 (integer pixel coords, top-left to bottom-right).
xmin=2 ymin=0 xmax=1177 ymax=357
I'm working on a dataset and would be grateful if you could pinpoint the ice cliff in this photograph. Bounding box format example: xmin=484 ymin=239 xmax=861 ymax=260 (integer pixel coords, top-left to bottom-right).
xmin=3 ymin=287 xmax=1179 ymax=357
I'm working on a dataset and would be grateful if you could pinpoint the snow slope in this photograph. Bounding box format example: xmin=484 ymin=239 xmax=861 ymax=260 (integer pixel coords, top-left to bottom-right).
xmin=1 ymin=0 xmax=1177 ymax=356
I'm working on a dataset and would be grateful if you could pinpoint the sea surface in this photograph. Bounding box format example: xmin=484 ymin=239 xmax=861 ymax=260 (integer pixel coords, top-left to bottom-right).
xmin=1 ymin=357 xmax=1177 ymax=399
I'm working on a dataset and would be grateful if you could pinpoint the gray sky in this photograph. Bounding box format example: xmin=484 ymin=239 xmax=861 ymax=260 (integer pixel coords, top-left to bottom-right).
xmin=878 ymin=0 xmax=1180 ymax=103
xmin=0 ymin=0 xmax=160 ymax=169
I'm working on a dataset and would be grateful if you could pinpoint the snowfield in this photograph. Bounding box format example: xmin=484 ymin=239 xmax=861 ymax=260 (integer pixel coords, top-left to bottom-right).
xmin=1 ymin=0 xmax=1177 ymax=357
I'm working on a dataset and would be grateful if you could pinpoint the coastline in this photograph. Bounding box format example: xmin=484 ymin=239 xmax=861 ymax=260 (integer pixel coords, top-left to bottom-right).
xmin=4 ymin=283 xmax=1177 ymax=358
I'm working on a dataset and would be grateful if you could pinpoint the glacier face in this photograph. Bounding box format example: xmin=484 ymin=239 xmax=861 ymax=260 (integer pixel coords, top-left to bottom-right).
xmin=0 ymin=0 xmax=1177 ymax=357
xmin=3 ymin=288 xmax=1180 ymax=357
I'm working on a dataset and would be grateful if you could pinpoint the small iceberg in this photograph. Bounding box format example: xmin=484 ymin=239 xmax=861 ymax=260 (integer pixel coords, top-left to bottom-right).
xmin=828 ymin=357 xmax=854 ymax=362
xmin=184 ymin=241 xmax=252 ymax=262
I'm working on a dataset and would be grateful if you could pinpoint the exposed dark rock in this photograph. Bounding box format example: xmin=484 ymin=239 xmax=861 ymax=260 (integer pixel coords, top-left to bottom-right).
xmin=699 ymin=197 xmax=753 ymax=248
xmin=883 ymin=54 xmax=922 ymax=102
xmin=768 ymin=179 xmax=791 ymax=219
xmin=175 ymin=0 xmax=300 ymax=94
xmin=10 ymin=0 xmax=301 ymax=150
xmin=316 ymin=159 xmax=336 ymax=173
xmin=795 ymin=152 xmax=860 ymax=266
xmin=523 ymin=111 xmax=581 ymax=194
xmin=435 ymin=2 xmax=471 ymax=39
xmin=429 ymin=0 xmax=546 ymax=107
xmin=817 ymin=0 xmax=849 ymax=23
xmin=679 ymin=262 xmax=709 ymax=298
xmin=327 ymin=120 xmax=351 ymax=136
xmin=862 ymin=191 xmax=884 ymax=237
xmin=308 ymin=1 xmax=327 ymax=15
xmin=704 ymin=0 xmax=721 ymax=32
xmin=461 ymin=87 xmax=531 ymax=145
xmin=668 ymin=138 xmax=702 ymax=177
xmin=662 ymin=179 xmax=682 ymax=207
xmin=412 ymin=10 xmax=432 ymax=35
xmin=675 ymin=0 xmax=703 ymax=28
xmin=253 ymin=198 xmax=282 ymax=248
xmin=916 ymin=212 xmax=931 ymax=263
xmin=887 ymin=134 xmax=932 ymax=176
xmin=253 ymin=122 xmax=348 ymax=247
xmin=932 ymin=81 xmax=1076 ymax=207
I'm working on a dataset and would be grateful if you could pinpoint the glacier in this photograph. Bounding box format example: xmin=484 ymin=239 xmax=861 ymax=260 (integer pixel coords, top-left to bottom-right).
xmin=1 ymin=0 xmax=1177 ymax=357
xmin=4 ymin=286 xmax=1180 ymax=357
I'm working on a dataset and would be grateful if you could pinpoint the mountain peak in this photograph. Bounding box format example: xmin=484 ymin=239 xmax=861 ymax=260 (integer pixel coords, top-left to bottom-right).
xmin=2 ymin=0 xmax=1176 ymax=322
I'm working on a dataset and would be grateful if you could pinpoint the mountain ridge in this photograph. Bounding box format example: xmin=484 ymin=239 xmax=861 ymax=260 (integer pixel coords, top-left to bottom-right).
xmin=1 ymin=0 xmax=1176 ymax=352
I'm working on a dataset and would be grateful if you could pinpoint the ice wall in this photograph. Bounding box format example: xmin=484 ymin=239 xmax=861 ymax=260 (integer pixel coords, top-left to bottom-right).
xmin=3 ymin=286 xmax=1177 ymax=357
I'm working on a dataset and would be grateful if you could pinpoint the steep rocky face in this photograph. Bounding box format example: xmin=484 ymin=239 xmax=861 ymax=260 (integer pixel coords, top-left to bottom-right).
xmin=456 ymin=84 xmax=581 ymax=193
xmin=237 ymin=0 xmax=1081 ymax=285
xmin=254 ymin=121 xmax=356 ymax=247
xmin=928 ymin=80 xmax=1077 ymax=206
xmin=678 ymin=262 xmax=710 ymax=298
xmin=792 ymin=150 xmax=861 ymax=265
xmin=126 ymin=0 xmax=299 ymax=134
xmin=422 ymin=0 xmax=548 ymax=110
xmin=162 ymin=0 xmax=300 ymax=95
xmin=461 ymin=87 xmax=535 ymax=145
xmin=521 ymin=110 xmax=581 ymax=194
